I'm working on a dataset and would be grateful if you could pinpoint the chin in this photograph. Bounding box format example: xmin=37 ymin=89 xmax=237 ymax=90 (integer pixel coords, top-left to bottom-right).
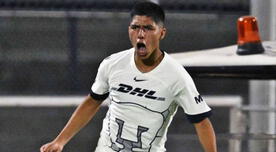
xmin=137 ymin=55 xmax=148 ymax=60
xmin=135 ymin=51 xmax=148 ymax=58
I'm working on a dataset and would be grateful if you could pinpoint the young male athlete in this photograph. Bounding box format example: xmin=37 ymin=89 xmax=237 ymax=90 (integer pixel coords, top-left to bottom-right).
xmin=40 ymin=1 xmax=217 ymax=152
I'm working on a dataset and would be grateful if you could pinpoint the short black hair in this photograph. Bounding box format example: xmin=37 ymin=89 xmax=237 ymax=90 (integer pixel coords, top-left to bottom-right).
xmin=130 ymin=1 xmax=165 ymax=26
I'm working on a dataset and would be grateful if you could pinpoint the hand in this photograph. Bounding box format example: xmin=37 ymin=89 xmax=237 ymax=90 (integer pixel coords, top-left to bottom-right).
xmin=40 ymin=141 xmax=64 ymax=152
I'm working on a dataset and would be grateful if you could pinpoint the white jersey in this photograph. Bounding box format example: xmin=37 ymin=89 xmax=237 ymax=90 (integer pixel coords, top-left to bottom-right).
xmin=91 ymin=48 xmax=211 ymax=152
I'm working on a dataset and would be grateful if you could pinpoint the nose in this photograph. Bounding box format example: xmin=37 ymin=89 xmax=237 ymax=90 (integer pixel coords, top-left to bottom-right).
xmin=137 ymin=28 xmax=145 ymax=39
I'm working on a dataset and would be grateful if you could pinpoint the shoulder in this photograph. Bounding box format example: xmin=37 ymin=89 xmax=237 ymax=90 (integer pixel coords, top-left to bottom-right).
xmin=163 ymin=53 xmax=195 ymax=87
xmin=164 ymin=53 xmax=190 ymax=78
xmin=162 ymin=53 xmax=200 ymax=99
xmin=104 ymin=48 xmax=133 ymax=62
xmin=100 ymin=48 xmax=133 ymax=68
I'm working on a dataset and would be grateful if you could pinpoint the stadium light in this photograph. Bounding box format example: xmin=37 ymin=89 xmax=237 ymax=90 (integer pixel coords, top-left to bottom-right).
xmin=236 ymin=16 xmax=265 ymax=55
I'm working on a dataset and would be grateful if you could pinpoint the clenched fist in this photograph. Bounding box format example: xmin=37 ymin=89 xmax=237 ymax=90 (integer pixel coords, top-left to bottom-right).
xmin=40 ymin=141 xmax=64 ymax=152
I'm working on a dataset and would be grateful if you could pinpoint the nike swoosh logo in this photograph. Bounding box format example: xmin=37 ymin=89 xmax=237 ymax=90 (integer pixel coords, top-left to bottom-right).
xmin=134 ymin=77 xmax=147 ymax=82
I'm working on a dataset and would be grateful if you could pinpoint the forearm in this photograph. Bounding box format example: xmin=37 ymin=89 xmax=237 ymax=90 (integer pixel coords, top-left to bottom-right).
xmin=54 ymin=95 xmax=102 ymax=145
xmin=194 ymin=118 xmax=217 ymax=152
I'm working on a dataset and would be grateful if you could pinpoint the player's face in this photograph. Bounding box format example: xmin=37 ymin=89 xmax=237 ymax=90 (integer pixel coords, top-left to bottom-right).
xmin=129 ymin=15 xmax=166 ymax=60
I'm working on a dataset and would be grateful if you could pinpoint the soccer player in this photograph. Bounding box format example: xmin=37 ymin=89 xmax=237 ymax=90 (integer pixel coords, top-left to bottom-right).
xmin=40 ymin=1 xmax=217 ymax=152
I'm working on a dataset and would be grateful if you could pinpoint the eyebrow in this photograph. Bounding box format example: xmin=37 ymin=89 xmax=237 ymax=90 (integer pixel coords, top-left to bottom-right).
xmin=130 ymin=24 xmax=155 ymax=29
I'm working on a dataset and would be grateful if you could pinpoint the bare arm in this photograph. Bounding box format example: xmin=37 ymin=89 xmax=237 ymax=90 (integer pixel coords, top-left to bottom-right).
xmin=40 ymin=95 xmax=102 ymax=152
xmin=194 ymin=118 xmax=217 ymax=152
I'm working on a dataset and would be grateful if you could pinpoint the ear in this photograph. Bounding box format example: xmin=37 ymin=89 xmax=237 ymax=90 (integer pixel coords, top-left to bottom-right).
xmin=160 ymin=27 xmax=166 ymax=40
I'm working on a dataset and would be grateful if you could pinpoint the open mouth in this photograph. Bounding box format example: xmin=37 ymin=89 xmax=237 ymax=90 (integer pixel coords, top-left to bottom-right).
xmin=137 ymin=42 xmax=146 ymax=49
xmin=136 ymin=42 xmax=147 ymax=56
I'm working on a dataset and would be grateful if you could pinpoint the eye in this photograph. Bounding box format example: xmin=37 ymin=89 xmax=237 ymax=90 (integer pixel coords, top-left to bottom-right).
xmin=130 ymin=25 xmax=140 ymax=30
xmin=143 ymin=25 xmax=154 ymax=31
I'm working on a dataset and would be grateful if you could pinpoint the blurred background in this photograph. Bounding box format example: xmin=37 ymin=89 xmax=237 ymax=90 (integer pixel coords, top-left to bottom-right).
xmin=0 ymin=0 xmax=275 ymax=152
xmin=0 ymin=0 xmax=249 ymax=95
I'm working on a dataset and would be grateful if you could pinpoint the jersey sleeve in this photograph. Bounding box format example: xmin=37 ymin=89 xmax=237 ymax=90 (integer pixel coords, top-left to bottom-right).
xmin=174 ymin=69 xmax=211 ymax=123
xmin=90 ymin=59 xmax=110 ymax=101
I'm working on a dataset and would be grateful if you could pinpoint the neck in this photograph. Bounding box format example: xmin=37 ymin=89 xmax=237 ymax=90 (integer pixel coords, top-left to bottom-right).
xmin=134 ymin=49 xmax=164 ymax=73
